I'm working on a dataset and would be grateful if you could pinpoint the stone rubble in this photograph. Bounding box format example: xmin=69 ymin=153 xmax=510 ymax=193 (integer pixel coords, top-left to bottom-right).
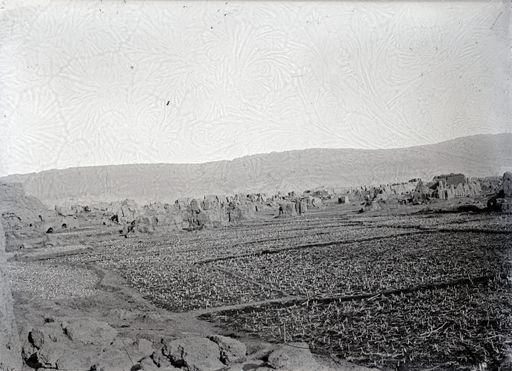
xmin=16 ymin=317 xmax=372 ymax=371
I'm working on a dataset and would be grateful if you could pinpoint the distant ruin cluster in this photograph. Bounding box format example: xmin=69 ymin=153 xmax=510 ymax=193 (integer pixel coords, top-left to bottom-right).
xmin=431 ymin=174 xmax=482 ymax=200
xmin=52 ymin=191 xmax=327 ymax=235
xmin=0 ymin=172 xmax=510 ymax=251
xmin=345 ymin=173 xmax=486 ymax=212
xmin=409 ymin=173 xmax=482 ymax=205
xmin=0 ymin=185 xmax=328 ymax=250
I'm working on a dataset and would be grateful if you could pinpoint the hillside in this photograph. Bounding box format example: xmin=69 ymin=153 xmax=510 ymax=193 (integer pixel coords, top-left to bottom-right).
xmin=2 ymin=134 xmax=511 ymax=205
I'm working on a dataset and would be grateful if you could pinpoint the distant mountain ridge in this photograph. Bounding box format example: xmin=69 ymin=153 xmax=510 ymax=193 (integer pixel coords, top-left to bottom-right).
xmin=2 ymin=134 xmax=511 ymax=206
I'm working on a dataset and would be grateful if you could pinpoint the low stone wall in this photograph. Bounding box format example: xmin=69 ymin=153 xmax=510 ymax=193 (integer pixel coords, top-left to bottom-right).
xmin=0 ymin=223 xmax=21 ymax=371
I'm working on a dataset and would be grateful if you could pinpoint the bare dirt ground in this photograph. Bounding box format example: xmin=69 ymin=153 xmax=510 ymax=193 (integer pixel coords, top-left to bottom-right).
xmin=7 ymin=200 xmax=512 ymax=370
xmin=8 ymin=254 xmax=225 ymax=371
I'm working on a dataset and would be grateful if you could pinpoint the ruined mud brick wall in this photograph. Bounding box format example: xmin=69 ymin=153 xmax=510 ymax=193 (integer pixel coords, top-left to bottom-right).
xmin=433 ymin=173 xmax=466 ymax=187
xmin=435 ymin=179 xmax=482 ymax=200
xmin=495 ymin=172 xmax=512 ymax=213
xmin=344 ymin=182 xmax=417 ymax=203
xmin=0 ymin=182 xmax=51 ymax=251
xmin=0 ymin=223 xmax=22 ymax=371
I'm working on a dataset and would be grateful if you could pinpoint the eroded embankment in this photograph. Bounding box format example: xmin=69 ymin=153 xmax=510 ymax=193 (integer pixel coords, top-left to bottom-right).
xmin=0 ymin=223 xmax=22 ymax=371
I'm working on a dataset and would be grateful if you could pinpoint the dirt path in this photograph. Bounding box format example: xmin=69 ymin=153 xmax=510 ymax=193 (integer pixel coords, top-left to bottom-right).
xmin=10 ymin=246 xmax=224 ymax=350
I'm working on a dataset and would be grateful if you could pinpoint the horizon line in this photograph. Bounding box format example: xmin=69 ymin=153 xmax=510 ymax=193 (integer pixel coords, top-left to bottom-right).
xmin=2 ymin=132 xmax=511 ymax=178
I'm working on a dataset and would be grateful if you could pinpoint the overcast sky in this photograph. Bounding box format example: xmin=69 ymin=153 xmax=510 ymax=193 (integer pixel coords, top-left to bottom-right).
xmin=0 ymin=0 xmax=510 ymax=176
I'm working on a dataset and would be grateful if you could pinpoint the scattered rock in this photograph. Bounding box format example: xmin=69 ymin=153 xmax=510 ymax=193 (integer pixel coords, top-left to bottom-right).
xmin=90 ymin=347 xmax=139 ymax=371
xmin=62 ymin=319 xmax=118 ymax=346
xmin=137 ymin=338 xmax=155 ymax=358
xmin=207 ymin=335 xmax=246 ymax=364
xmin=245 ymin=341 xmax=275 ymax=361
xmin=28 ymin=328 xmax=45 ymax=349
xmin=26 ymin=342 xmax=64 ymax=369
xmin=56 ymin=351 xmax=96 ymax=371
xmin=151 ymin=344 xmax=175 ymax=368
xmin=138 ymin=357 xmax=161 ymax=370
xmin=266 ymin=342 xmax=322 ymax=371
xmin=163 ymin=336 xmax=224 ymax=371
xmin=28 ymin=326 xmax=65 ymax=354
xmin=21 ymin=343 xmax=37 ymax=364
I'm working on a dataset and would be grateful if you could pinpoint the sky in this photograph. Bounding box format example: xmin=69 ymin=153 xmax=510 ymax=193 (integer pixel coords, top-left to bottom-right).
xmin=0 ymin=0 xmax=510 ymax=176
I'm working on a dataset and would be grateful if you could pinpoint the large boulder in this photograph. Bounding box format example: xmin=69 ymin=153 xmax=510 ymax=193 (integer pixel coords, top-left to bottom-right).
xmin=28 ymin=326 xmax=67 ymax=349
xmin=23 ymin=320 xmax=156 ymax=370
xmin=139 ymin=356 xmax=180 ymax=370
xmin=137 ymin=338 xmax=155 ymax=357
xmin=207 ymin=335 xmax=246 ymax=364
xmin=90 ymin=347 xmax=142 ymax=371
xmin=24 ymin=325 xmax=87 ymax=369
xmin=62 ymin=319 xmax=118 ymax=346
xmin=266 ymin=342 xmax=322 ymax=371
xmin=151 ymin=343 xmax=177 ymax=368
xmin=162 ymin=336 xmax=224 ymax=371
xmin=25 ymin=341 xmax=64 ymax=369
